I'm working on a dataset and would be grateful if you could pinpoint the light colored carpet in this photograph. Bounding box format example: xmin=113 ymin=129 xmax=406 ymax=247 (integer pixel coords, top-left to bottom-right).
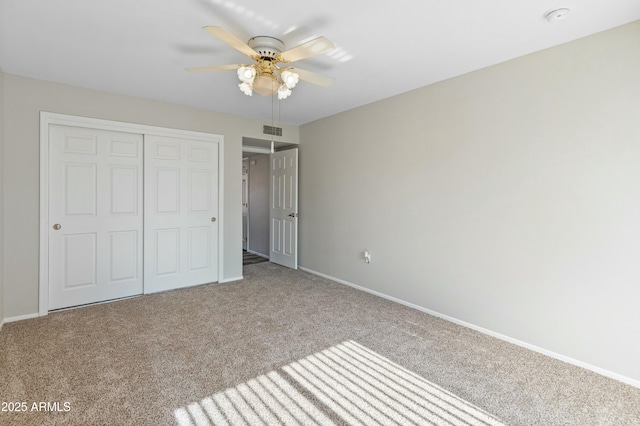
xmin=1 ymin=262 xmax=639 ymax=425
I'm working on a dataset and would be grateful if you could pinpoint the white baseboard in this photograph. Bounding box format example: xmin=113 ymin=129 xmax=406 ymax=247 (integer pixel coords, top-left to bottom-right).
xmin=299 ymin=266 xmax=640 ymax=389
xmin=246 ymin=249 xmax=269 ymax=259
xmin=4 ymin=313 xmax=40 ymax=324
xmin=220 ymin=276 xmax=243 ymax=284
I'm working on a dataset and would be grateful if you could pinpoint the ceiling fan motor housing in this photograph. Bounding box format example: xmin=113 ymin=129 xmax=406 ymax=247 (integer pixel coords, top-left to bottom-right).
xmin=248 ymin=36 xmax=285 ymax=60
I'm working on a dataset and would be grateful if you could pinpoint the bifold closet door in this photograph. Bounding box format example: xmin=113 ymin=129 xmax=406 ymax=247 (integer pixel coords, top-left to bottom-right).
xmin=48 ymin=125 xmax=144 ymax=310
xmin=144 ymin=135 xmax=219 ymax=293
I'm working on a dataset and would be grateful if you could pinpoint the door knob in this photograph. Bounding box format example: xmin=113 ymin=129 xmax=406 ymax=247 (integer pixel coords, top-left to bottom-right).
xmin=53 ymin=224 xmax=61 ymax=230
xmin=288 ymin=213 xmax=298 ymax=218
xmin=211 ymin=217 xmax=216 ymax=222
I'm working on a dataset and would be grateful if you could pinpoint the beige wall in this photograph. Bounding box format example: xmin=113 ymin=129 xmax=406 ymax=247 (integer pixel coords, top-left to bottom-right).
xmin=300 ymin=21 xmax=640 ymax=383
xmin=2 ymin=74 xmax=299 ymax=318
xmin=0 ymin=68 xmax=5 ymax=325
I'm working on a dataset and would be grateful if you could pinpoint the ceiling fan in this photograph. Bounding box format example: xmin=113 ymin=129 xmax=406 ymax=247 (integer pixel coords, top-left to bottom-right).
xmin=186 ymin=26 xmax=336 ymax=99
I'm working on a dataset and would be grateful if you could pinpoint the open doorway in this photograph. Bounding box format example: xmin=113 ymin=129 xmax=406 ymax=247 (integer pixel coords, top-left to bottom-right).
xmin=242 ymin=153 xmax=270 ymax=263
xmin=242 ymin=137 xmax=299 ymax=268
xmin=242 ymin=158 xmax=248 ymax=251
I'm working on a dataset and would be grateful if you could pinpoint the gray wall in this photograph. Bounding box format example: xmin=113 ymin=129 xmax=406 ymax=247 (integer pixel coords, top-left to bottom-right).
xmin=247 ymin=154 xmax=270 ymax=257
xmin=1 ymin=74 xmax=299 ymax=319
xmin=299 ymin=22 xmax=640 ymax=383
xmin=0 ymin=69 xmax=5 ymax=326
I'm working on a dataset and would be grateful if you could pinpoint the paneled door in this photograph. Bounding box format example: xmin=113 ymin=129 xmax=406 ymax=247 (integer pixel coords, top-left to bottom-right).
xmin=144 ymin=135 xmax=219 ymax=293
xmin=270 ymin=148 xmax=298 ymax=269
xmin=48 ymin=125 xmax=143 ymax=310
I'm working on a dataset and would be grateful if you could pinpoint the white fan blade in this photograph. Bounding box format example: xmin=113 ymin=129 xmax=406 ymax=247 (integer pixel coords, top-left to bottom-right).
xmin=185 ymin=64 xmax=243 ymax=73
xmin=203 ymin=26 xmax=259 ymax=58
xmin=279 ymin=36 xmax=335 ymax=63
xmin=289 ymin=67 xmax=334 ymax=87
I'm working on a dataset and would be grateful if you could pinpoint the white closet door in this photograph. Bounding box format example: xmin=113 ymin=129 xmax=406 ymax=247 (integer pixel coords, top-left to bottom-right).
xmin=48 ymin=125 xmax=143 ymax=310
xmin=144 ymin=135 xmax=219 ymax=293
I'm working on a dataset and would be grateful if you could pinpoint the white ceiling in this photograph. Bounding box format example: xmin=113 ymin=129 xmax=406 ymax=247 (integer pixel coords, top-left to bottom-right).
xmin=1 ymin=0 xmax=639 ymax=125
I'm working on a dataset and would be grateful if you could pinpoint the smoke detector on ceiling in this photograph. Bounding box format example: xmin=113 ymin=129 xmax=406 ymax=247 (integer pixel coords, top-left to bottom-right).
xmin=545 ymin=8 xmax=571 ymax=23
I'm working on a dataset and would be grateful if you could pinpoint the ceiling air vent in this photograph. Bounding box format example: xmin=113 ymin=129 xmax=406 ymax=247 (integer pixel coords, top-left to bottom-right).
xmin=263 ymin=125 xmax=283 ymax=137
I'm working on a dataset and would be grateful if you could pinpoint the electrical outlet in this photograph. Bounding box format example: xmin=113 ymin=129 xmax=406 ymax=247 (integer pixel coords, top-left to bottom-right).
xmin=364 ymin=250 xmax=371 ymax=264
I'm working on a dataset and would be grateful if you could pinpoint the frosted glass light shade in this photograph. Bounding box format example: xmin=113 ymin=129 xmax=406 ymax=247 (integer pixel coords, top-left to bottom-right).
xmin=253 ymin=75 xmax=279 ymax=96
xmin=277 ymin=84 xmax=292 ymax=100
xmin=238 ymin=82 xmax=253 ymax=96
xmin=281 ymin=70 xmax=299 ymax=89
xmin=237 ymin=66 xmax=256 ymax=83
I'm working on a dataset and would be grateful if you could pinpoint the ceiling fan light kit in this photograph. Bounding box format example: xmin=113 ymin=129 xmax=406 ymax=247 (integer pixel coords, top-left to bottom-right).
xmin=235 ymin=60 xmax=299 ymax=99
xmin=187 ymin=26 xmax=335 ymax=100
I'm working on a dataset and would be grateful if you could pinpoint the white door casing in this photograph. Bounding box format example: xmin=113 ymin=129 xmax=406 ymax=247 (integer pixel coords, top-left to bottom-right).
xmin=270 ymin=148 xmax=298 ymax=269
xmin=144 ymin=135 xmax=220 ymax=294
xmin=242 ymin=159 xmax=249 ymax=250
xmin=48 ymin=125 xmax=144 ymax=310
xmin=40 ymin=112 xmax=224 ymax=315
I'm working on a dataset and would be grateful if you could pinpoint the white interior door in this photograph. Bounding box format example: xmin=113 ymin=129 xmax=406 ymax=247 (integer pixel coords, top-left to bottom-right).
xmin=270 ymin=148 xmax=298 ymax=269
xmin=144 ymin=135 xmax=219 ymax=293
xmin=48 ymin=125 xmax=143 ymax=310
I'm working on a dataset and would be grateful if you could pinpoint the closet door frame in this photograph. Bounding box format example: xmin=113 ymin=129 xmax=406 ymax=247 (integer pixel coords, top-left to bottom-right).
xmin=39 ymin=112 xmax=225 ymax=316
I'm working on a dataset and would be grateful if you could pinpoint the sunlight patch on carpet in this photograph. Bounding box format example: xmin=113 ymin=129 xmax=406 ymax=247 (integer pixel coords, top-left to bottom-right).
xmin=174 ymin=340 xmax=505 ymax=425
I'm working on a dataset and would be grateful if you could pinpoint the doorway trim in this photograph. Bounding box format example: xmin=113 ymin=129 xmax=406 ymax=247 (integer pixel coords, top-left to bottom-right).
xmin=242 ymin=157 xmax=250 ymax=251
xmin=39 ymin=112 xmax=225 ymax=316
